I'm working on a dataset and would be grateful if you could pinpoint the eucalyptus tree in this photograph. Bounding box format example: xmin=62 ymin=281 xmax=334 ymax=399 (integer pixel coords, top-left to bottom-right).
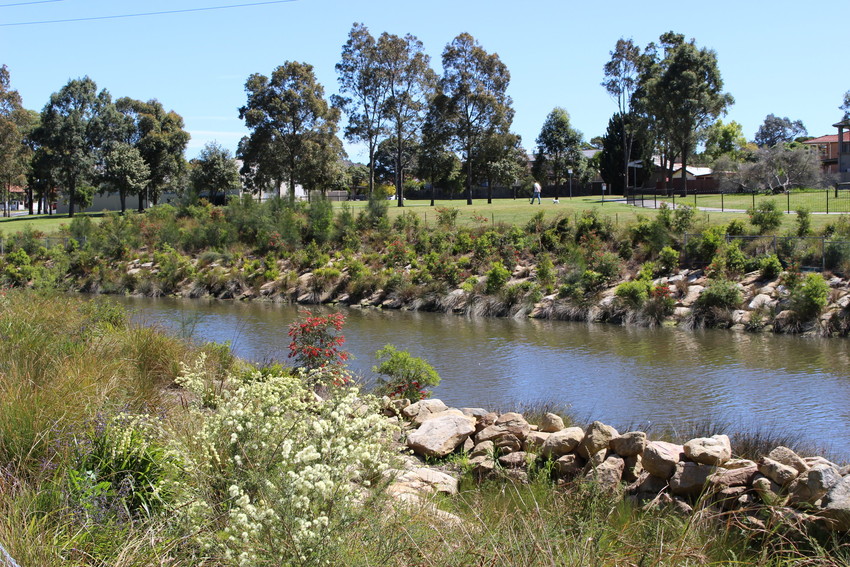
xmin=599 ymin=112 xmax=653 ymax=193
xmin=376 ymin=31 xmax=436 ymax=206
xmin=334 ymin=23 xmax=388 ymax=196
xmin=842 ymin=91 xmax=850 ymax=120
xmin=439 ymin=33 xmax=514 ymax=205
xmin=535 ymin=107 xmax=583 ymax=199
xmin=640 ymin=32 xmax=733 ymax=194
xmin=602 ymin=38 xmax=643 ymax=193
xmin=189 ymin=141 xmax=240 ymax=205
xmin=753 ymin=114 xmax=807 ymax=148
xmin=31 ymin=77 xmax=110 ymax=217
xmin=102 ymin=142 xmax=149 ymax=213
xmin=418 ymin=94 xmax=460 ymax=205
xmin=239 ymin=61 xmax=341 ymax=203
xmin=116 ymin=97 xmax=189 ymax=211
xmin=0 ymin=65 xmax=34 ymax=216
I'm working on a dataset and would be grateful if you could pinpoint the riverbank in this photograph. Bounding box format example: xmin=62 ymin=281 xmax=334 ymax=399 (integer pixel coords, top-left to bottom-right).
xmin=1 ymin=290 xmax=849 ymax=565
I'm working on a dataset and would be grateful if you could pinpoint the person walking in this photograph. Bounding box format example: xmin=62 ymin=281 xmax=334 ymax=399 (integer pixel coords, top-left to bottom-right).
xmin=531 ymin=181 xmax=542 ymax=205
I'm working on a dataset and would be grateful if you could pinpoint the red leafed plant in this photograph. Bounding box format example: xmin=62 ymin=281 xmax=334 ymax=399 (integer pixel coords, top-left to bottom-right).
xmin=287 ymin=311 xmax=350 ymax=371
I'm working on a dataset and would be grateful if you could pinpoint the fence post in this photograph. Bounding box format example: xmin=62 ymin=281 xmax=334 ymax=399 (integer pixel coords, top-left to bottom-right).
xmin=672 ymin=193 xmax=676 ymax=209
xmin=694 ymin=193 xmax=697 ymax=209
xmin=773 ymin=235 xmax=777 ymax=257
xmin=721 ymin=192 xmax=724 ymax=212
xmin=826 ymin=188 xmax=829 ymax=215
xmin=787 ymin=191 xmax=790 ymax=214
xmin=822 ymin=236 xmax=826 ymax=273
xmin=752 ymin=191 xmax=756 ymax=211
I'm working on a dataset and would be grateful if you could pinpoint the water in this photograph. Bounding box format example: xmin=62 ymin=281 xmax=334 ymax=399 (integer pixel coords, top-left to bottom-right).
xmin=116 ymin=296 xmax=850 ymax=458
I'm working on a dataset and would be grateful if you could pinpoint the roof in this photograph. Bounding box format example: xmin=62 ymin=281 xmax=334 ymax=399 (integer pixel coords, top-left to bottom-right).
xmin=670 ymin=165 xmax=713 ymax=177
xmin=804 ymin=132 xmax=850 ymax=144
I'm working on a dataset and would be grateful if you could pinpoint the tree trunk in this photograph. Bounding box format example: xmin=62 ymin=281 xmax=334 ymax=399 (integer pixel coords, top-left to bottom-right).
xmin=68 ymin=174 xmax=76 ymax=218
xmin=138 ymin=186 xmax=146 ymax=213
xmin=465 ymin=149 xmax=473 ymax=205
xmin=396 ymin=136 xmax=404 ymax=207
xmin=120 ymin=189 xmax=126 ymax=214
xmin=681 ymin=143 xmax=689 ymax=197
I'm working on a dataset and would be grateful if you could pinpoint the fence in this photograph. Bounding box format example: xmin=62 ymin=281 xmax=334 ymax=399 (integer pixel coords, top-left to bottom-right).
xmin=627 ymin=187 xmax=850 ymax=215
xmin=683 ymin=232 xmax=850 ymax=274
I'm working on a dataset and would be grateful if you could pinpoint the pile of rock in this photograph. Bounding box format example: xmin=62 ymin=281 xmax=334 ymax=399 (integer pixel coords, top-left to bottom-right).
xmin=391 ymin=398 xmax=850 ymax=532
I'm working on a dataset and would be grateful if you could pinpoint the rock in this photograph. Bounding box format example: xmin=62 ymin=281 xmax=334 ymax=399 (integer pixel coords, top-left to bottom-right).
xmin=523 ymin=431 xmax=550 ymax=453
xmin=539 ymin=412 xmax=565 ymax=433
xmin=626 ymin=471 xmax=669 ymax=498
xmin=402 ymin=399 xmax=448 ymax=422
xmin=420 ymin=408 xmax=475 ymax=425
xmin=583 ymin=448 xmax=608 ymax=473
xmin=644 ymin=493 xmax=693 ymax=516
xmin=494 ymin=433 xmax=523 ymax=455
xmin=462 ymin=437 xmax=474 ymax=452
xmin=715 ymin=486 xmax=748 ymax=511
xmin=673 ymin=306 xmax=692 ymax=318
xmin=494 ymin=412 xmax=531 ymax=440
xmin=406 ymin=414 xmax=475 ymax=458
xmin=611 ymin=431 xmax=647 ymax=457
xmin=767 ymin=446 xmax=809 ymax=474
xmin=758 ymin=457 xmax=800 ymax=487
xmin=461 ymin=407 xmax=489 ymax=421
xmin=622 ymin=454 xmax=643 ymax=483
xmin=789 ymin=465 xmax=842 ymax=505
xmin=476 ymin=412 xmax=499 ymax=432
xmin=680 ymin=285 xmax=704 ymax=307
xmin=475 ymin=425 xmax=508 ymax=444
xmin=723 ymin=459 xmax=757 ymax=470
xmin=470 ymin=440 xmax=494 ymax=458
xmin=386 ymin=466 xmax=459 ymax=497
xmin=708 ymin=465 xmax=757 ymax=490
xmin=821 ymin=476 xmax=850 ymax=531
xmin=577 ymin=421 xmax=619 ymax=459
xmin=683 ymin=435 xmax=731 ymax=466
xmin=498 ymin=451 xmax=529 ymax=469
xmin=553 ymin=454 xmax=584 ymax=477
xmin=752 ymin=474 xmax=784 ymax=506
xmin=471 ymin=457 xmax=497 ymax=480
xmin=540 ymin=427 xmax=584 ymax=458
xmin=643 ymin=441 xmax=684 ymax=479
xmin=670 ymin=461 xmax=717 ymax=497
xmin=586 ymin=455 xmax=625 ymax=491
xmin=804 ymin=456 xmax=839 ymax=469
xmin=748 ymin=294 xmax=776 ymax=310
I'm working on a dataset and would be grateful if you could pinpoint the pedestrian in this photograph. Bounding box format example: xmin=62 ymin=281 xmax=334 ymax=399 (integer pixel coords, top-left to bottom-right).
xmin=531 ymin=181 xmax=541 ymax=205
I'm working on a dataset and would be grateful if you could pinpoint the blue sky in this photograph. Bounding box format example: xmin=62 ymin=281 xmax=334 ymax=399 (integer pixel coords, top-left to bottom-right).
xmin=2 ymin=0 xmax=848 ymax=161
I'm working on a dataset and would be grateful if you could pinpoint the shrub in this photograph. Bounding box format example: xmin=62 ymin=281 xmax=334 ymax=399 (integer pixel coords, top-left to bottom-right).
xmin=726 ymin=218 xmax=746 ymax=236
xmin=696 ymin=279 xmax=742 ymax=311
xmin=435 ymin=206 xmax=459 ymax=229
xmin=535 ymin=253 xmax=556 ymax=293
xmin=722 ymin=242 xmax=747 ymax=277
xmin=287 ymin=311 xmax=350 ymax=372
xmin=615 ymin=279 xmax=651 ymax=309
xmin=795 ymin=206 xmax=812 ymax=237
xmin=372 ymin=344 xmax=441 ymax=400
xmin=671 ymin=205 xmax=695 ymax=233
xmin=759 ymin=254 xmax=782 ymax=280
xmin=485 ymin=261 xmax=511 ymax=295
xmin=789 ymin=273 xmax=829 ymax=320
xmin=658 ymin=246 xmax=679 ymax=274
xmin=307 ymin=198 xmax=334 ymax=244
xmin=747 ymin=200 xmax=783 ymax=233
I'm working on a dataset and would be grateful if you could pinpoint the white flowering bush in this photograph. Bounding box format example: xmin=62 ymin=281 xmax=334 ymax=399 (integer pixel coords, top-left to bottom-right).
xmin=172 ymin=361 xmax=397 ymax=565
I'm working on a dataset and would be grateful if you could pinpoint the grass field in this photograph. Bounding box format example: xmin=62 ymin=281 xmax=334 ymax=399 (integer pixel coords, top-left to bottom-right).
xmin=633 ymin=188 xmax=850 ymax=215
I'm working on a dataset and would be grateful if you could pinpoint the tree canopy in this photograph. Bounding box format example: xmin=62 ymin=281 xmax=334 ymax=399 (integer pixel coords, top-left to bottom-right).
xmin=535 ymin=107 xmax=584 ymax=199
xmin=754 ymin=114 xmax=808 ymax=148
xmin=190 ymin=141 xmax=240 ymax=204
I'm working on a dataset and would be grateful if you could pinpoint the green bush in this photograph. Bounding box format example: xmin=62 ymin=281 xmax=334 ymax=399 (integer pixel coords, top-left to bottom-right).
xmin=696 ymin=279 xmax=742 ymax=311
xmin=671 ymin=205 xmax=695 ymax=233
xmin=658 ymin=246 xmax=679 ymax=274
xmin=372 ymin=344 xmax=441 ymax=400
xmin=747 ymin=200 xmax=783 ymax=233
xmin=759 ymin=254 xmax=782 ymax=280
xmin=485 ymin=261 xmax=511 ymax=295
xmin=615 ymin=279 xmax=651 ymax=309
xmin=795 ymin=206 xmax=812 ymax=237
xmin=789 ymin=273 xmax=829 ymax=320
xmin=307 ymin=198 xmax=334 ymax=244
xmin=435 ymin=206 xmax=459 ymax=229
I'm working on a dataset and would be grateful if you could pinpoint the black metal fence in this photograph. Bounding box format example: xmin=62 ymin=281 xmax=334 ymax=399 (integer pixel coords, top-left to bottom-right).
xmin=627 ymin=187 xmax=850 ymax=215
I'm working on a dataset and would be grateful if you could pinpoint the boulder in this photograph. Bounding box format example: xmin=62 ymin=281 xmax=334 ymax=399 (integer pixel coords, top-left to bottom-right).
xmin=523 ymin=431 xmax=550 ymax=453
xmin=643 ymin=441 xmax=684 ymax=479
xmin=820 ymin=476 xmax=850 ymax=531
xmin=644 ymin=493 xmax=693 ymax=516
xmin=498 ymin=451 xmax=529 ymax=469
xmin=406 ymin=414 xmax=475 ymax=458
xmin=585 ymin=455 xmax=624 ymax=491
xmin=715 ymin=486 xmax=749 ymax=511
xmin=670 ymin=462 xmax=717 ymax=497
xmin=752 ymin=474 xmax=784 ymax=506
xmin=680 ymin=285 xmax=704 ymax=307
xmin=611 ymin=431 xmax=647 ymax=457
xmin=723 ymin=459 xmax=757 ymax=470
xmin=553 ymin=454 xmax=584 ymax=477
xmin=748 ymin=294 xmax=776 ymax=310
xmin=758 ymin=457 xmax=800 ymax=487
xmin=402 ymin=399 xmax=448 ymax=423
xmin=475 ymin=425 xmax=509 ymax=444
xmin=539 ymin=412 xmax=565 ymax=433
xmin=421 ymin=409 xmax=475 ymax=426
xmin=494 ymin=433 xmax=523 ymax=454
xmin=708 ymin=465 xmax=758 ymax=490
xmin=577 ymin=421 xmax=619 ymax=459
xmin=494 ymin=412 xmax=531 ymax=440
xmin=470 ymin=440 xmax=494 ymax=458
xmin=540 ymin=427 xmax=584 ymax=458
xmin=683 ymin=435 xmax=731 ymax=466
xmin=626 ymin=471 xmax=669 ymax=498
xmin=767 ymin=446 xmax=809 ymax=474
xmin=388 ymin=467 xmax=459 ymax=496
xmin=788 ymin=465 xmax=842 ymax=505
xmin=622 ymin=454 xmax=643 ymax=483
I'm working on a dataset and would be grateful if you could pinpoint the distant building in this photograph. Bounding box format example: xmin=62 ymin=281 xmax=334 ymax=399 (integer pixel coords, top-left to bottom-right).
xmin=802 ymin=127 xmax=850 ymax=180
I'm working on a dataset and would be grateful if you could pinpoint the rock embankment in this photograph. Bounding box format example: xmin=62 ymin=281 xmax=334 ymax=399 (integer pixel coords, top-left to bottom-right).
xmin=386 ymin=398 xmax=850 ymax=533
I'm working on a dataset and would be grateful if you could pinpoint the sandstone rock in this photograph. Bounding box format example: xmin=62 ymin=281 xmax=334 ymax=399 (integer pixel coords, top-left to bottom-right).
xmin=723 ymin=459 xmax=757 ymax=470
xmin=540 ymin=427 xmax=584 ymax=458
xmin=758 ymin=457 xmax=800 ymax=487
xmin=471 ymin=457 xmax=497 ymax=480
xmin=386 ymin=467 xmax=459 ymax=497
xmin=767 ymin=446 xmax=809 ymax=474
xmin=462 ymin=437 xmax=474 ymax=452
xmin=494 ymin=412 xmax=531 ymax=440
xmin=752 ymin=474 xmax=784 ymax=506
xmin=577 ymin=421 xmax=619 ymax=459
xmin=683 ymin=434 xmax=731 ymax=466
xmin=402 ymin=399 xmax=448 ymax=422
xmin=626 ymin=471 xmax=669 ymax=497
xmin=820 ymin=476 xmax=850 ymax=531
xmin=680 ymin=285 xmax=704 ymax=307
xmin=420 ymin=408 xmax=474 ymax=426
xmin=540 ymin=412 xmax=565 ymax=433
xmin=475 ymin=425 xmax=508 ymax=444
xmin=611 ymin=431 xmax=647 ymax=457
xmin=748 ymin=294 xmax=776 ymax=310
xmin=461 ymin=407 xmax=489 ymax=421
xmin=623 ymin=454 xmax=643 ymax=483
xmin=476 ymin=412 xmax=499 ymax=432
xmin=470 ymin=440 xmax=494 ymax=458
xmin=674 ymin=306 xmax=692 ymax=318
xmin=643 ymin=441 xmax=684 ymax=479
xmin=523 ymin=431 xmax=550 ymax=453
xmin=553 ymin=454 xmax=584 ymax=477
xmin=406 ymin=414 xmax=475 ymax=458
xmin=670 ymin=461 xmax=717 ymax=497
xmin=586 ymin=455 xmax=625 ymax=491
xmin=498 ymin=451 xmax=529 ymax=469
xmin=789 ymin=465 xmax=842 ymax=505
xmin=804 ymin=456 xmax=839 ymax=469
xmin=644 ymin=493 xmax=693 ymax=516
xmin=715 ymin=486 xmax=748 ymax=511
xmin=494 ymin=433 xmax=523 ymax=455
xmin=708 ymin=465 xmax=757 ymax=489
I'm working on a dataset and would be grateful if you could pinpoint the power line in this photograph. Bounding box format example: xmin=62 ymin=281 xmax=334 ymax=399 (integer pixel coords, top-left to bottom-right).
xmin=0 ymin=0 xmax=63 ymax=7
xmin=0 ymin=0 xmax=297 ymax=26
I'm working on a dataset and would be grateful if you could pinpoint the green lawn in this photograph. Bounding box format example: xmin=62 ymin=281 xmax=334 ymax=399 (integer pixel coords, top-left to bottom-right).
xmin=643 ymin=188 xmax=850 ymax=215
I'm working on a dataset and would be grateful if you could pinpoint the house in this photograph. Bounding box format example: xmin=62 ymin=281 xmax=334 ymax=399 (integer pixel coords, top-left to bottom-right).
xmin=802 ymin=126 xmax=850 ymax=180
xmin=669 ymin=165 xmax=714 ymax=180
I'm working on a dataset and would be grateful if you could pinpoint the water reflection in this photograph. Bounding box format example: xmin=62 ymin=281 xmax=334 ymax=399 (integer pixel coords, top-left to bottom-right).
xmin=118 ymin=296 xmax=850 ymax=457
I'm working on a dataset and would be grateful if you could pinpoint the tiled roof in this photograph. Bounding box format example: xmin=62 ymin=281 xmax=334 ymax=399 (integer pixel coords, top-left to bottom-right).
xmin=804 ymin=132 xmax=850 ymax=144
